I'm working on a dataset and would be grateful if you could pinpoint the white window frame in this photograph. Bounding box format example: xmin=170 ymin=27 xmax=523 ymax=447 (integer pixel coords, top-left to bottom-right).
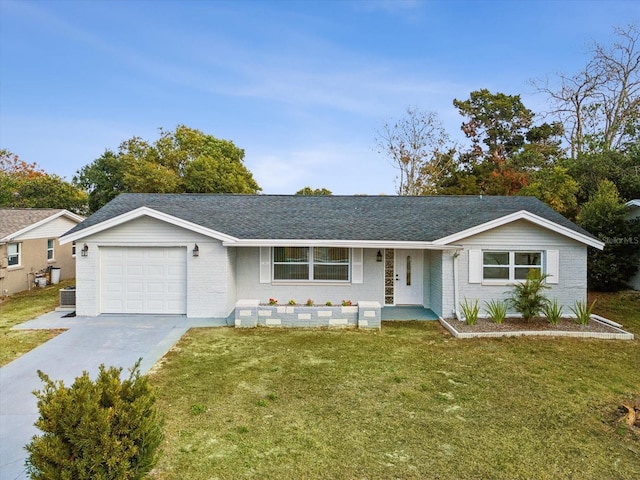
xmin=47 ymin=239 xmax=55 ymax=261
xmin=482 ymin=250 xmax=543 ymax=283
xmin=8 ymin=242 xmax=21 ymax=267
xmin=272 ymin=247 xmax=351 ymax=283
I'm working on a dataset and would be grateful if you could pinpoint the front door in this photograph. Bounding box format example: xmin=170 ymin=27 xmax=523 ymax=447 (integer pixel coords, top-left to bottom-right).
xmin=394 ymin=249 xmax=423 ymax=305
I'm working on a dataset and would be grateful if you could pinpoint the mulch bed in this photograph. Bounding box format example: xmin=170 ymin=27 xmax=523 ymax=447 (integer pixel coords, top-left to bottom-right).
xmin=452 ymin=316 xmax=621 ymax=334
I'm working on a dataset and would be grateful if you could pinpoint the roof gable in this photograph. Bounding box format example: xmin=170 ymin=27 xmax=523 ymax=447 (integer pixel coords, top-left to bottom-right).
xmin=62 ymin=194 xmax=603 ymax=249
xmin=0 ymin=209 xmax=84 ymax=242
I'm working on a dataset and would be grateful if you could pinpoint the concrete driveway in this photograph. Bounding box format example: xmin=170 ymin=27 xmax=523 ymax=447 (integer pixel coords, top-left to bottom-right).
xmin=0 ymin=311 xmax=227 ymax=480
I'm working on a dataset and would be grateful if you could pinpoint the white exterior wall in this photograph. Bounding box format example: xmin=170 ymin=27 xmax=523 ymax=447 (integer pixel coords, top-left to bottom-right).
xmin=74 ymin=216 xmax=231 ymax=318
xmin=452 ymin=220 xmax=587 ymax=317
xmin=235 ymin=247 xmax=385 ymax=305
xmin=625 ymin=204 xmax=640 ymax=290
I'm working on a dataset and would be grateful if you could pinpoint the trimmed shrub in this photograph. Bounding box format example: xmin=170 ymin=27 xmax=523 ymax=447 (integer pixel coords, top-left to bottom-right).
xmin=25 ymin=359 xmax=164 ymax=480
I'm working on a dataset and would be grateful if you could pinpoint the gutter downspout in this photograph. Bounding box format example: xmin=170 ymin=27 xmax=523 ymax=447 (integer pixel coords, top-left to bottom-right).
xmin=452 ymin=250 xmax=461 ymax=320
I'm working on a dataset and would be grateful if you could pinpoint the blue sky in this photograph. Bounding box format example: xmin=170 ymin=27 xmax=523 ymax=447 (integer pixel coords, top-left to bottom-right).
xmin=1 ymin=0 xmax=638 ymax=195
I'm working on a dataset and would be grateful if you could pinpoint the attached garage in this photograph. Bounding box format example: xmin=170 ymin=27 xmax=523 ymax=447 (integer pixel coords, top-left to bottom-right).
xmin=100 ymin=247 xmax=187 ymax=314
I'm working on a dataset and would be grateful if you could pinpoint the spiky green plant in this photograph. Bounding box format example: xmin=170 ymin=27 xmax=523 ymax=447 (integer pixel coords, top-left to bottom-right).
xmin=542 ymin=298 xmax=563 ymax=325
xmin=570 ymin=299 xmax=597 ymax=326
xmin=460 ymin=297 xmax=480 ymax=325
xmin=484 ymin=299 xmax=508 ymax=324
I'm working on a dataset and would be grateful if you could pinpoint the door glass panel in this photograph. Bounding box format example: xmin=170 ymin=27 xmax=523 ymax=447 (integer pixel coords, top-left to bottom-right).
xmin=406 ymin=256 xmax=411 ymax=286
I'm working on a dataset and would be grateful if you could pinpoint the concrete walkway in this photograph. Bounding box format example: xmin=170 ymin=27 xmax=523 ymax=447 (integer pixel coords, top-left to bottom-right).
xmin=0 ymin=311 xmax=228 ymax=480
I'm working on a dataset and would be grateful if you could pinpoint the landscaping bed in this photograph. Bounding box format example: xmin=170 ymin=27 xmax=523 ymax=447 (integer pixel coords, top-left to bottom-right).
xmin=441 ymin=315 xmax=634 ymax=339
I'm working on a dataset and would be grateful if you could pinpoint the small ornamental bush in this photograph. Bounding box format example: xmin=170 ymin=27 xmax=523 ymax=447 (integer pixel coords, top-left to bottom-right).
xmin=507 ymin=271 xmax=550 ymax=322
xmin=459 ymin=297 xmax=480 ymax=325
xmin=484 ymin=299 xmax=508 ymax=324
xmin=571 ymin=299 xmax=597 ymax=326
xmin=325 ymin=301 xmax=333 ymax=306
xmin=25 ymin=359 xmax=164 ymax=480
xmin=268 ymin=298 xmax=278 ymax=306
xmin=542 ymin=298 xmax=563 ymax=325
xmin=305 ymin=298 xmax=314 ymax=306
xmin=341 ymin=300 xmax=353 ymax=306
xmin=288 ymin=299 xmax=296 ymax=305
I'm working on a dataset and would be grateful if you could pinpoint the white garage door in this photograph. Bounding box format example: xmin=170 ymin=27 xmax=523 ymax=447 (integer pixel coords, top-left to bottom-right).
xmin=100 ymin=247 xmax=187 ymax=314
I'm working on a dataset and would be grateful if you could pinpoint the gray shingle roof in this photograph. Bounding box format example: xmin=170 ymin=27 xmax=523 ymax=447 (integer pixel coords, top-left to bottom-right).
xmin=0 ymin=208 xmax=66 ymax=240
xmin=65 ymin=194 xmax=597 ymax=243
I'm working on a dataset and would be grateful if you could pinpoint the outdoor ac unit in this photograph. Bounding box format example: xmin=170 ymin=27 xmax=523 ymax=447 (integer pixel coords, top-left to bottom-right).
xmin=59 ymin=287 xmax=76 ymax=308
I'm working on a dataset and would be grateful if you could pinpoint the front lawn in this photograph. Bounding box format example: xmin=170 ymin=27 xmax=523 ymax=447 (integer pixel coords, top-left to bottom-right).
xmin=149 ymin=291 xmax=640 ymax=480
xmin=0 ymin=281 xmax=72 ymax=366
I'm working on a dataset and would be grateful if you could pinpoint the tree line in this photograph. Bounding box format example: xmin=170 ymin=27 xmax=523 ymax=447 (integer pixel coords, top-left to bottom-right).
xmin=1 ymin=25 xmax=638 ymax=290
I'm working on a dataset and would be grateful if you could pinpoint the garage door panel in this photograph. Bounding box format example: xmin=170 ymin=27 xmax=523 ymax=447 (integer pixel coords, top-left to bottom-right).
xmin=101 ymin=247 xmax=187 ymax=314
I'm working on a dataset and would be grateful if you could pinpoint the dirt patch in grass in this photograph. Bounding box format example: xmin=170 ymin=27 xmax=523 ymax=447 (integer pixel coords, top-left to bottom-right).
xmin=451 ymin=316 xmax=623 ymax=333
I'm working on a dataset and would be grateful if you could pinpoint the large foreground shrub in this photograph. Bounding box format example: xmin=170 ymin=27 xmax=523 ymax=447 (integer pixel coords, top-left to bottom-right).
xmin=25 ymin=360 xmax=164 ymax=480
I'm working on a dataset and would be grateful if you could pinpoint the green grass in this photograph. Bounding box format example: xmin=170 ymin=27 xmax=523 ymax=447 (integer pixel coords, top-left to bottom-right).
xmin=0 ymin=280 xmax=73 ymax=366
xmin=149 ymin=290 xmax=640 ymax=480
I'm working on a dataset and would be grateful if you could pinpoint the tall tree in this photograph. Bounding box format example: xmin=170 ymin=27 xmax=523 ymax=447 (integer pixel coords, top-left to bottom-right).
xmin=74 ymin=125 xmax=261 ymax=212
xmin=533 ymin=24 xmax=640 ymax=157
xmin=295 ymin=187 xmax=332 ymax=195
xmin=1 ymin=150 xmax=88 ymax=214
xmin=577 ymin=180 xmax=640 ymax=291
xmin=375 ymin=107 xmax=454 ymax=195
xmin=453 ymin=89 xmax=534 ymax=166
xmin=446 ymin=90 xmax=565 ymax=196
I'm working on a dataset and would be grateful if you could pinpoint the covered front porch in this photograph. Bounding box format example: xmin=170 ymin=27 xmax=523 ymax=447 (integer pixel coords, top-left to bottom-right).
xmin=381 ymin=306 xmax=439 ymax=321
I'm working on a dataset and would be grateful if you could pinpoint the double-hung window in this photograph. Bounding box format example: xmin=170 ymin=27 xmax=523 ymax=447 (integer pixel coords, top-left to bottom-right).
xmin=273 ymin=247 xmax=350 ymax=282
xmin=47 ymin=239 xmax=55 ymax=261
xmin=483 ymin=251 xmax=542 ymax=282
xmin=8 ymin=242 xmax=21 ymax=267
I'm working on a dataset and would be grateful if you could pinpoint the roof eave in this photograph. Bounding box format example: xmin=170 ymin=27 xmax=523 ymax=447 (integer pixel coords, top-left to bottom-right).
xmin=59 ymin=207 xmax=238 ymax=244
xmin=223 ymin=239 xmax=462 ymax=250
xmin=1 ymin=210 xmax=84 ymax=243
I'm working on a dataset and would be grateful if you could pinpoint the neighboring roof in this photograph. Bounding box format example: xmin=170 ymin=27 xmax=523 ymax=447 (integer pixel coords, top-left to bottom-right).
xmin=0 ymin=209 xmax=84 ymax=242
xmin=626 ymin=199 xmax=640 ymax=208
xmin=62 ymin=194 xmax=604 ymax=249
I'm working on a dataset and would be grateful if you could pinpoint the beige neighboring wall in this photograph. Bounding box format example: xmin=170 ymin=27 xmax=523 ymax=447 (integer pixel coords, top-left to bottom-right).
xmin=0 ymin=238 xmax=76 ymax=295
xmin=0 ymin=209 xmax=83 ymax=296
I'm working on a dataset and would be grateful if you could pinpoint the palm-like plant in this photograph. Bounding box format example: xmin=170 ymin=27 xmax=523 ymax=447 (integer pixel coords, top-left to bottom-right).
xmin=507 ymin=271 xmax=550 ymax=322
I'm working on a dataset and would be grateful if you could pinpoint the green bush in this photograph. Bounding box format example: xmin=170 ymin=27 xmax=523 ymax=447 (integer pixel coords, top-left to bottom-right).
xmin=459 ymin=297 xmax=480 ymax=325
xmin=25 ymin=359 xmax=164 ymax=480
xmin=507 ymin=271 xmax=550 ymax=322
xmin=484 ymin=299 xmax=508 ymax=324
xmin=542 ymin=298 xmax=563 ymax=325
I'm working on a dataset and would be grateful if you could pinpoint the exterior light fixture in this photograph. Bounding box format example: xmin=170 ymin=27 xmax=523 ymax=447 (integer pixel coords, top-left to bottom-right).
xmin=81 ymin=243 xmax=89 ymax=257
xmin=193 ymin=244 xmax=199 ymax=257
xmin=377 ymin=250 xmax=383 ymax=262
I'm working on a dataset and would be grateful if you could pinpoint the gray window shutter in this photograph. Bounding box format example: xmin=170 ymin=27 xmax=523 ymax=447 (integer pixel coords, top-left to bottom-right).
xmin=352 ymin=248 xmax=363 ymax=284
xmin=546 ymin=250 xmax=559 ymax=284
xmin=468 ymin=249 xmax=482 ymax=284
xmin=260 ymin=247 xmax=271 ymax=283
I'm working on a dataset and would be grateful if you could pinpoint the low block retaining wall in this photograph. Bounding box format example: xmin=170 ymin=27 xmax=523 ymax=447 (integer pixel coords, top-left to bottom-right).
xmin=235 ymin=300 xmax=381 ymax=329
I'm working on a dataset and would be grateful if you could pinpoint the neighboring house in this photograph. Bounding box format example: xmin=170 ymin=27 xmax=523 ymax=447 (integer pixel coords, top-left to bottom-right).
xmin=60 ymin=194 xmax=604 ymax=323
xmin=1 ymin=209 xmax=85 ymax=295
xmin=626 ymin=199 xmax=640 ymax=291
